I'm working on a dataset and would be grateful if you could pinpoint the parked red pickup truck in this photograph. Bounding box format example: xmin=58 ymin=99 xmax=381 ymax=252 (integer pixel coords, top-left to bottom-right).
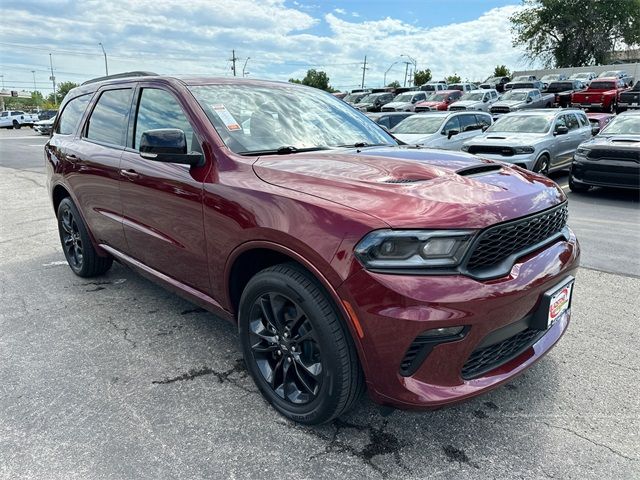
xmin=571 ymin=78 xmax=630 ymax=113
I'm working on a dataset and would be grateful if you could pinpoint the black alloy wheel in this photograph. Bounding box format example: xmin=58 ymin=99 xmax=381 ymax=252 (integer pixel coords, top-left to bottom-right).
xmin=248 ymin=292 xmax=323 ymax=404
xmin=60 ymin=205 xmax=84 ymax=270
xmin=534 ymin=154 xmax=550 ymax=175
xmin=239 ymin=263 xmax=365 ymax=424
xmin=57 ymin=197 xmax=113 ymax=277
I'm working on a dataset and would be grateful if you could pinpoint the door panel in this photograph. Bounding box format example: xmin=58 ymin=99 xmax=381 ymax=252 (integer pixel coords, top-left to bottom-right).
xmin=119 ymin=87 xmax=209 ymax=293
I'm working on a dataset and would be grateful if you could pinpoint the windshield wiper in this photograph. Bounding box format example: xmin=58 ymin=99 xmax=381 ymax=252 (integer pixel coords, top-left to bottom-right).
xmin=336 ymin=142 xmax=395 ymax=148
xmin=237 ymin=145 xmax=332 ymax=156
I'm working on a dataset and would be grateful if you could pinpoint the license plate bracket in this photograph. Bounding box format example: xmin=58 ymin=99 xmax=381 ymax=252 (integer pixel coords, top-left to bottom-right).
xmin=531 ymin=276 xmax=575 ymax=330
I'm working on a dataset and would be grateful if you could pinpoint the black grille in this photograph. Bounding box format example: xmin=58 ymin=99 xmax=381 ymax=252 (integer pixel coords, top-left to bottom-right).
xmin=490 ymin=106 xmax=511 ymax=114
xmin=467 ymin=145 xmax=515 ymax=156
xmin=400 ymin=342 xmax=425 ymax=374
xmin=449 ymin=105 xmax=467 ymax=111
xmin=587 ymin=149 xmax=640 ymax=162
xmin=414 ymin=106 xmax=432 ymax=112
xmin=466 ymin=203 xmax=568 ymax=272
xmin=461 ymin=328 xmax=542 ymax=379
xmin=620 ymin=92 xmax=640 ymax=103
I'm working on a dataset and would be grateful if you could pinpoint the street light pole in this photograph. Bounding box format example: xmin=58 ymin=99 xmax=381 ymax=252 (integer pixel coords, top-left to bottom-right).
xmin=242 ymin=57 xmax=250 ymax=77
xmin=99 ymin=42 xmax=109 ymax=76
xmin=49 ymin=53 xmax=57 ymax=106
xmin=383 ymin=61 xmax=399 ymax=86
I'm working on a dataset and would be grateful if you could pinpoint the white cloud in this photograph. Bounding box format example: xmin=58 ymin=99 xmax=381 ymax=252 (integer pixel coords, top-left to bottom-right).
xmin=0 ymin=1 xmax=530 ymax=93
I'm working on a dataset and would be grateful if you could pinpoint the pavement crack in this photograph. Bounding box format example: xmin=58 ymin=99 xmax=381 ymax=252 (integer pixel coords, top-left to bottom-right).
xmin=305 ymin=419 xmax=407 ymax=478
xmin=541 ymin=421 xmax=638 ymax=462
xmin=152 ymin=358 xmax=253 ymax=392
xmin=12 ymin=172 xmax=46 ymax=188
xmin=107 ymin=318 xmax=137 ymax=348
xmin=442 ymin=445 xmax=480 ymax=469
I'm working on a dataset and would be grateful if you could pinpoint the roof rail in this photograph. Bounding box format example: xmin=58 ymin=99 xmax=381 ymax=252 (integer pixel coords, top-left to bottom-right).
xmin=81 ymin=71 xmax=159 ymax=86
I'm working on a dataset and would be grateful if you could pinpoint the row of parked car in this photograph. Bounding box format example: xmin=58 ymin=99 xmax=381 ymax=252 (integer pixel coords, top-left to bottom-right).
xmin=364 ymin=107 xmax=638 ymax=192
xmin=0 ymin=109 xmax=57 ymax=133
xmin=343 ymin=70 xmax=639 ymax=116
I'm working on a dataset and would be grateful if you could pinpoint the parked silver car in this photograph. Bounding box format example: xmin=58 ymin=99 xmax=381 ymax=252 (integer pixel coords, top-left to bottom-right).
xmin=381 ymin=91 xmax=430 ymax=112
xmin=391 ymin=111 xmax=492 ymax=150
xmin=448 ymin=89 xmax=499 ymax=112
xmin=490 ymin=89 xmax=555 ymax=116
xmin=462 ymin=109 xmax=592 ymax=174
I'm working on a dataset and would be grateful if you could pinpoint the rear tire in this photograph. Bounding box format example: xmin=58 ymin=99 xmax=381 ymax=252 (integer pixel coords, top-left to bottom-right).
xmin=238 ymin=263 xmax=365 ymax=425
xmin=57 ymin=197 xmax=113 ymax=277
xmin=569 ymin=174 xmax=590 ymax=193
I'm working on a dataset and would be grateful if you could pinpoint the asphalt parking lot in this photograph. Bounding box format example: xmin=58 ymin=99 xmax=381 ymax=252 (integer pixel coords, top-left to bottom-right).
xmin=1 ymin=128 xmax=639 ymax=479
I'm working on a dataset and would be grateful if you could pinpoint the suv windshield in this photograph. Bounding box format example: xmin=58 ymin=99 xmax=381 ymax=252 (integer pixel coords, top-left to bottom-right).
xmin=391 ymin=115 xmax=443 ymax=134
xmin=601 ymin=115 xmax=640 ymax=135
xmin=430 ymin=93 xmax=448 ymax=101
xmin=189 ymin=84 xmax=394 ymax=154
xmin=501 ymin=91 xmax=528 ymax=101
xmin=343 ymin=93 xmax=368 ymax=103
xmin=599 ymin=71 xmax=621 ymax=78
xmin=461 ymin=92 xmax=485 ymax=101
xmin=487 ymin=114 xmax=553 ymax=134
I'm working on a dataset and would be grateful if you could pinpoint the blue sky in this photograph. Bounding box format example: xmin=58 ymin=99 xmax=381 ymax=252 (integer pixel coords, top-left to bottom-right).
xmin=1 ymin=0 xmax=528 ymax=95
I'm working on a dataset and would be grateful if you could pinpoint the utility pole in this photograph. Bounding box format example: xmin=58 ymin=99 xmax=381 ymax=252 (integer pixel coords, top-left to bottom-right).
xmin=230 ymin=50 xmax=237 ymax=77
xmin=242 ymin=57 xmax=250 ymax=77
xmin=99 ymin=42 xmax=109 ymax=76
xmin=361 ymin=55 xmax=368 ymax=89
xmin=1 ymin=74 xmax=4 ymax=90
xmin=31 ymin=70 xmax=39 ymax=110
xmin=403 ymin=61 xmax=410 ymax=87
xmin=49 ymin=53 xmax=57 ymax=106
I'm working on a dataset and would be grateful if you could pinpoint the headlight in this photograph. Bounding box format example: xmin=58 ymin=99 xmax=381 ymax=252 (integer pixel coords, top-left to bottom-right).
xmin=354 ymin=230 xmax=474 ymax=270
xmin=576 ymin=147 xmax=590 ymax=156
xmin=514 ymin=146 xmax=535 ymax=154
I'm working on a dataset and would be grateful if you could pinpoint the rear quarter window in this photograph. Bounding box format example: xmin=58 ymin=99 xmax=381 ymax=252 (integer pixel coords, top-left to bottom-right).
xmin=55 ymin=94 xmax=92 ymax=135
xmin=85 ymin=89 xmax=133 ymax=146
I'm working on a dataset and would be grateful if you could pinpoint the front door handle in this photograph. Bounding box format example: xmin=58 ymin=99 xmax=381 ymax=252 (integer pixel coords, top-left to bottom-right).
xmin=67 ymin=154 xmax=79 ymax=162
xmin=120 ymin=169 xmax=140 ymax=180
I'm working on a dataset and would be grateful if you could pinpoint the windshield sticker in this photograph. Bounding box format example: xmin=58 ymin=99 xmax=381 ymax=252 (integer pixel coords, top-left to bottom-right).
xmin=211 ymin=104 xmax=241 ymax=131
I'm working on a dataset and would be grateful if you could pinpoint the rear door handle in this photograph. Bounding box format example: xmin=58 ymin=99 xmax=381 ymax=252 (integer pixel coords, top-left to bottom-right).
xmin=120 ymin=169 xmax=140 ymax=180
xmin=67 ymin=154 xmax=79 ymax=162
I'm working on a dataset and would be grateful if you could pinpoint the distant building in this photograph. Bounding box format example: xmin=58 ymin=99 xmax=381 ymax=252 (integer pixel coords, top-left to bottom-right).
xmin=611 ymin=49 xmax=640 ymax=64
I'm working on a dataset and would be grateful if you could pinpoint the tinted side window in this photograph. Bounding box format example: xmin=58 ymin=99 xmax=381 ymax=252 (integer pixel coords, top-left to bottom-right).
xmin=565 ymin=113 xmax=579 ymax=130
xmin=85 ymin=89 xmax=133 ymax=146
xmin=377 ymin=116 xmax=390 ymax=129
xmin=475 ymin=114 xmax=491 ymax=127
xmin=56 ymin=94 xmax=91 ymax=135
xmin=134 ymin=89 xmax=194 ymax=151
xmin=389 ymin=115 xmax=407 ymax=128
xmin=577 ymin=113 xmax=588 ymax=127
xmin=443 ymin=116 xmax=461 ymax=134
xmin=459 ymin=114 xmax=478 ymax=132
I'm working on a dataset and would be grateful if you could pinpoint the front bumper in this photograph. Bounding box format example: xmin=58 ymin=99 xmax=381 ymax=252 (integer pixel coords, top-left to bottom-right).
xmin=468 ymin=152 xmax=537 ymax=170
xmin=338 ymin=229 xmax=580 ymax=409
xmin=572 ymin=156 xmax=640 ymax=189
xmin=617 ymin=102 xmax=640 ymax=110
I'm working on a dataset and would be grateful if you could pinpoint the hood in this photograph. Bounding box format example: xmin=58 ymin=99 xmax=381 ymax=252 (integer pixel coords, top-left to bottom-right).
xmin=493 ymin=100 xmax=524 ymax=108
xmin=450 ymin=100 xmax=482 ymax=108
xmin=465 ymin=132 xmax=546 ymax=146
xmin=383 ymin=101 xmax=410 ymax=109
xmin=417 ymin=101 xmax=445 ymax=108
xmin=583 ymin=134 xmax=640 ymax=149
xmin=252 ymin=147 xmax=565 ymax=229
xmin=394 ymin=133 xmax=439 ymax=145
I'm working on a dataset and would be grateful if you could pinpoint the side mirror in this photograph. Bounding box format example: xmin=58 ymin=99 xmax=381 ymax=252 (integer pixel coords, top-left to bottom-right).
xmin=555 ymin=125 xmax=569 ymax=135
xmin=447 ymin=129 xmax=459 ymax=139
xmin=483 ymin=97 xmax=489 ymax=103
xmin=482 ymin=125 xmax=489 ymax=132
xmin=411 ymin=98 xmax=418 ymax=104
xmin=591 ymin=126 xmax=600 ymax=136
xmin=140 ymin=129 xmax=204 ymax=166
xmin=526 ymin=97 xmax=533 ymax=103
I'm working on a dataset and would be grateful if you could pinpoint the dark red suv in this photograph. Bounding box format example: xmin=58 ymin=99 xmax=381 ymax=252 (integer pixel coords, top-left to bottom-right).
xmin=46 ymin=73 xmax=580 ymax=424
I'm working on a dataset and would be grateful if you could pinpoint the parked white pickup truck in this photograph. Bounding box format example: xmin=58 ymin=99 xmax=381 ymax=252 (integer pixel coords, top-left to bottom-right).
xmin=0 ymin=110 xmax=39 ymax=129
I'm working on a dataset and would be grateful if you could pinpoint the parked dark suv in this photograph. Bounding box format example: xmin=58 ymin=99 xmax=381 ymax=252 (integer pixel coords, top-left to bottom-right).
xmin=46 ymin=73 xmax=580 ymax=424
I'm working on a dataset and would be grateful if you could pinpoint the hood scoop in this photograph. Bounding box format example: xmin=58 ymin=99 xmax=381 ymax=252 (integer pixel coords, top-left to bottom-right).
xmin=486 ymin=136 xmax=507 ymax=140
xmin=456 ymin=164 xmax=503 ymax=177
xmin=382 ymin=178 xmax=426 ymax=184
xmin=611 ymin=138 xmax=640 ymax=144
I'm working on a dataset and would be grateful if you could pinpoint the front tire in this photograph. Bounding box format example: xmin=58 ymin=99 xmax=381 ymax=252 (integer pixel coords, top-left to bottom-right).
xmin=238 ymin=263 xmax=365 ymax=425
xmin=533 ymin=154 xmax=550 ymax=175
xmin=12 ymin=120 xmax=21 ymax=129
xmin=57 ymin=197 xmax=113 ymax=277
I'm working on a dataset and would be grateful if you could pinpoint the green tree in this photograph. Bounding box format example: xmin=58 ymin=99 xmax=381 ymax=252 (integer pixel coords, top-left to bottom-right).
xmin=386 ymin=80 xmax=401 ymax=88
xmin=47 ymin=81 xmax=80 ymax=104
xmin=288 ymin=69 xmax=334 ymax=92
xmin=493 ymin=65 xmax=511 ymax=77
xmin=446 ymin=74 xmax=462 ymax=84
xmin=510 ymin=0 xmax=640 ymax=67
xmin=413 ymin=69 xmax=432 ymax=86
